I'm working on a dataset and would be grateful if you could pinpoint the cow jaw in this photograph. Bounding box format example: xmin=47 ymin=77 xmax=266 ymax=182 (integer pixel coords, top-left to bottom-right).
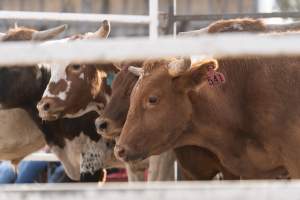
xmin=64 ymin=102 xmax=104 ymax=119
xmin=51 ymin=140 xmax=81 ymax=180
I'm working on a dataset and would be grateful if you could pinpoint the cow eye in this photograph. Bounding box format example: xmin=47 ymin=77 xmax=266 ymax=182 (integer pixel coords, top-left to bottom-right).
xmin=148 ymin=96 xmax=158 ymax=104
xmin=71 ymin=64 xmax=81 ymax=71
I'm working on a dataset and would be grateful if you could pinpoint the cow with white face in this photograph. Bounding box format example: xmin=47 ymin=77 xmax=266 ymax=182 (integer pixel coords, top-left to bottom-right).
xmin=36 ymin=21 xmax=151 ymax=181
xmin=37 ymin=20 xmax=116 ymax=121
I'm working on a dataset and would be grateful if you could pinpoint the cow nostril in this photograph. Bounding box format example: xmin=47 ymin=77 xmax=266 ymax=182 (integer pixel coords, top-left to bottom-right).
xmin=116 ymin=146 xmax=126 ymax=158
xmin=106 ymin=140 xmax=115 ymax=148
xmin=43 ymin=103 xmax=50 ymax=111
xmin=99 ymin=121 xmax=108 ymax=131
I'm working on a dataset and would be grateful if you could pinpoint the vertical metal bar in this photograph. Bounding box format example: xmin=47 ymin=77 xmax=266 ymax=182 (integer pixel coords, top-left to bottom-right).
xmin=101 ymin=0 xmax=109 ymax=13
xmin=39 ymin=0 xmax=45 ymax=11
xmin=174 ymin=160 xmax=178 ymax=181
xmin=208 ymin=0 xmax=213 ymax=14
xmin=173 ymin=0 xmax=177 ymax=37
xmin=222 ymin=0 xmax=229 ymax=13
xmin=149 ymin=0 xmax=159 ymax=40
xmin=238 ymin=0 xmax=244 ymax=13
xmin=252 ymin=0 xmax=259 ymax=12
xmin=20 ymin=0 xmax=25 ymax=11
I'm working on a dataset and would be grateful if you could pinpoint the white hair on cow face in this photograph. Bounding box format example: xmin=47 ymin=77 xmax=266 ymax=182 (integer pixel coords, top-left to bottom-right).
xmin=79 ymin=73 xmax=84 ymax=80
xmin=41 ymin=62 xmax=72 ymax=101
xmin=39 ymin=38 xmax=72 ymax=101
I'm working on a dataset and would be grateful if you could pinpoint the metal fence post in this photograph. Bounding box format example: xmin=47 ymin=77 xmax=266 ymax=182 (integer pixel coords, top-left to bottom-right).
xmin=149 ymin=0 xmax=159 ymax=39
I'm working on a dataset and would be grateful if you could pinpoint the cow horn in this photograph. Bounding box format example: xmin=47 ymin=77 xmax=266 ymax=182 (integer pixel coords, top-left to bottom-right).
xmin=87 ymin=20 xmax=111 ymax=39
xmin=265 ymin=21 xmax=300 ymax=32
xmin=0 ymin=32 xmax=6 ymax=41
xmin=178 ymin=27 xmax=209 ymax=37
xmin=167 ymin=57 xmax=191 ymax=76
xmin=128 ymin=66 xmax=144 ymax=77
xmin=31 ymin=24 xmax=67 ymax=41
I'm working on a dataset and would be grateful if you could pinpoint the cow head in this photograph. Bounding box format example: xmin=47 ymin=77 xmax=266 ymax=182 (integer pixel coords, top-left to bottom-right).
xmin=115 ymin=58 xmax=219 ymax=162
xmin=95 ymin=60 xmax=143 ymax=139
xmin=0 ymin=66 xmax=48 ymax=109
xmin=0 ymin=24 xmax=66 ymax=108
xmin=0 ymin=24 xmax=66 ymax=41
xmin=37 ymin=20 xmax=116 ymax=121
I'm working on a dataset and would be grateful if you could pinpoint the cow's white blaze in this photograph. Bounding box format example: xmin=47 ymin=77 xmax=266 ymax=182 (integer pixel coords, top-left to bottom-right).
xmin=40 ymin=39 xmax=71 ymax=101
xmin=79 ymin=73 xmax=84 ymax=80
xmin=35 ymin=68 xmax=42 ymax=80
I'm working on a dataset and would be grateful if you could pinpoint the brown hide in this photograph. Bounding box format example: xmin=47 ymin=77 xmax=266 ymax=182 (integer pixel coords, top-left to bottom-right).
xmin=207 ymin=18 xmax=266 ymax=33
xmin=38 ymin=64 xmax=112 ymax=121
xmin=97 ymin=62 xmax=238 ymax=180
xmin=1 ymin=25 xmax=66 ymax=41
xmin=117 ymin=56 xmax=299 ymax=178
xmin=175 ymin=146 xmax=238 ymax=180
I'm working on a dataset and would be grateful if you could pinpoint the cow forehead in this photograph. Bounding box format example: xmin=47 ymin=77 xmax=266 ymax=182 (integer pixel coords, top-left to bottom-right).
xmin=49 ymin=62 xmax=70 ymax=83
xmin=40 ymin=38 xmax=72 ymax=83
xmin=41 ymin=62 xmax=70 ymax=100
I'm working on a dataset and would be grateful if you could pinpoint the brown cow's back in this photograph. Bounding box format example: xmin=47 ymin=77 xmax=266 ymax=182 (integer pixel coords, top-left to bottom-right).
xmin=179 ymin=56 xmax=300 ymax=178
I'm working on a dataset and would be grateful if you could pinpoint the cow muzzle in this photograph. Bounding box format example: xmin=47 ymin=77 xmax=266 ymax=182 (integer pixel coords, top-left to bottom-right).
xmin=114 ymin=144 xmax=146 ymax=162
xmin=95 ymin=117 xmax=121 ymax=139
xmin=37 ymin=98 xmax=64 ymax=121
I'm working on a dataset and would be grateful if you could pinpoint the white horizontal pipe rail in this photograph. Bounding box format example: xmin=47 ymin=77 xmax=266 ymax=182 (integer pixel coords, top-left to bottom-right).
xmin=23 ymin=153 xmax=59 ymax=162
xmin=1 ymin=181 xmax=300 ymax=200
xmin=0 ymin=11 xmax=151 ymax=24
xmin=0 ymin=34 xmax=300 ymax=65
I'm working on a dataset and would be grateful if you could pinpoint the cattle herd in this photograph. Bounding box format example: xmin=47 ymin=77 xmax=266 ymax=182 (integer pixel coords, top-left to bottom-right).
xmin=1 ymin=17 xmax=300 ymax=183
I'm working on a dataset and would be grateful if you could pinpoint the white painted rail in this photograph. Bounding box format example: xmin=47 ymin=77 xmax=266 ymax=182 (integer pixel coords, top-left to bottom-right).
xmin=23 ymin=153 xmax=59 ymax=162
xmin=0 ymin=0 xmax=160 ymax=39
xmin=0 ymin=34 xmax=300 ymax=65
xmin=0 ymin=11 xmax=151 ymax=24
xmin=0 ymin=181 xmax=298 ymax=200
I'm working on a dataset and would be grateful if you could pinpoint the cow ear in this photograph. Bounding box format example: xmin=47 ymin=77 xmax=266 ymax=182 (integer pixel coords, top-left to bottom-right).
xmin=174 ymin=59 xmax=219 ymax=90
xmin=96 ymin=62 xmax=119 ymax=73
xmin=113 ymin=60 xmax=144 ymax=70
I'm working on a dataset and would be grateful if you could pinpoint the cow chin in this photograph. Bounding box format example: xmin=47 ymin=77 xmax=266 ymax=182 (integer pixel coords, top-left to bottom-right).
xmin=38 ymin=111 xmax=62 ymax=121
xmin=114 ymin=146 xmax=148 ymax=163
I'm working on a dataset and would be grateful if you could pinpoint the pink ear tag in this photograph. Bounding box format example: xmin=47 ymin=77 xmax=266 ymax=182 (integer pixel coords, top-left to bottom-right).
xmin=207 ymin=66 xmax=225 ymax=86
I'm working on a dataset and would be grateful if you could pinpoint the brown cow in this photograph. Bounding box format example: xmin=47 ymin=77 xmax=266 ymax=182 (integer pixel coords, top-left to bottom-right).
xmin=95 ymin=63 xmax=239 ymax=180
xmin=96 ymin=62 xmax=177 ymax=181
xmin=116 ymin=56 xmax=299 ymax=179
xmin=37 ymin=20 xmax=116 ymax=121
xmin=98 ymin=18 xmax=297 ymax=180
xmin=36 ymin=22 xmax=166 ymax=182
xmin=179 ymin=18 xmax=300 ymax=36
xmin=0 ymin=24 xmax=66 ymax=41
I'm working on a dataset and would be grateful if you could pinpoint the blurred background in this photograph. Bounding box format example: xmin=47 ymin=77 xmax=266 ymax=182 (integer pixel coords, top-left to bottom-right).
xmin=0 ymin=0 xmax=298 ymax=37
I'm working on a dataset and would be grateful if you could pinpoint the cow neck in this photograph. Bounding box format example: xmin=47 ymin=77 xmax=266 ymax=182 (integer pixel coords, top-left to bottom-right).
xmin=20 ymin=67 xmax=101 ymax=148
